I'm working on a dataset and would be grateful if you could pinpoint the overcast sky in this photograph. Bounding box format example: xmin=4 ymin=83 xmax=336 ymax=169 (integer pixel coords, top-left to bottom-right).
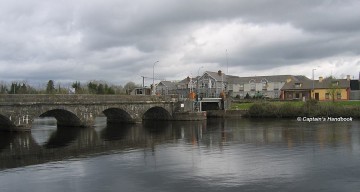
xmin=1 ymin=0 xmax=360 ymax=86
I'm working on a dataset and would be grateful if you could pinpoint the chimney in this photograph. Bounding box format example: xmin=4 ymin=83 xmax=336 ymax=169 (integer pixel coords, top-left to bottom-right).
xmin=319 ymin=76 xmax=323 ymax=83
xmin=218 ymin=70 xmax=222 ymax=76
xmin=347 ymin=75 xmax=351 ymax=81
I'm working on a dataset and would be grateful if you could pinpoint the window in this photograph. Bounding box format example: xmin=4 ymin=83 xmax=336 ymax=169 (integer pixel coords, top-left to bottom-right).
xmin=261 ymin=79 xmax=268 ymax=90
xmin=332 ymin=81 xmax=339 ymax=86
xmin=325 ymin=93 xmax=330 ymax=99
xmin=337 ymin=92 xmax=341 ymax=100
xmin=274 ymin=83 xmax=279 ymax=90
xmin=294 ymin=83 xmax=302 ymax=88
xmin=250 ymin=79 xmax=256 ymax=91
xmin=136 ymin=89 xmax=143 ymax=95
xmin=239 ymin=84 xmax=244 ymax=91
xmin=274 ymin=92 xmax=279 ymax=98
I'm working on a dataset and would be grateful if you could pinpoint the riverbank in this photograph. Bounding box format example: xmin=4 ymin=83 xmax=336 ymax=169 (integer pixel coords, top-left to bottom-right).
xmin=208 ymin=100 xmax=360 ymax=119
xmin=245 ymin=100 xmax=360 ymax=118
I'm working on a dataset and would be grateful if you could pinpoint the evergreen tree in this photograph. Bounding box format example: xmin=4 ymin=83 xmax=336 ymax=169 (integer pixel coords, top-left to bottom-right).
xmin=46 ymin=80 xmax=55 ymax=94
xmin=72 ymin=81 xmax=82 ymax=94
xmin=88 ymin=82 xmax=98 ymax=94
xmin=97 ymin=84 xmax=105 ymax=94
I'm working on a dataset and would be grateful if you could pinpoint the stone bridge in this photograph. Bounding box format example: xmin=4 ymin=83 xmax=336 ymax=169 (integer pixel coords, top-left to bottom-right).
xmin=0 ymin=94 xmax=178 ymax=131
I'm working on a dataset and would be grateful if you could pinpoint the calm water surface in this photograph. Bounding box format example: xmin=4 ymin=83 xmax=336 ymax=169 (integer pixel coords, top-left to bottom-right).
xmin=0 ymin=118 xmax=359 ymax=192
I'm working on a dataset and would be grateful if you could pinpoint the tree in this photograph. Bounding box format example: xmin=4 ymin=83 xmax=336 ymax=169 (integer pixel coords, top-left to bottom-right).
xmin=97 ymin=84 xmax=105 ymax=94
xmin=46 ymin=80 xmax=55 ymax=94
xmin=0 ymin=81 xmax=7 ymax=94
xmin=72 ymin=81 xmax=82 ymax=94
xmin=87 ymin=82 xmax=98 ymax=94
xmin=104 ymin=84 xmax=115 ymax=94
xmin=327 ymin=80 xmax=341 ymax=103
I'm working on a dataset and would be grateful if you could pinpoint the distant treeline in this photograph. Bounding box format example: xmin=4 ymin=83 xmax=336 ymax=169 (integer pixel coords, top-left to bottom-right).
xmin=246 ymin=100 xmax=360 ymax=118
xmin=0 ymin=80 xmax=141 ymax=95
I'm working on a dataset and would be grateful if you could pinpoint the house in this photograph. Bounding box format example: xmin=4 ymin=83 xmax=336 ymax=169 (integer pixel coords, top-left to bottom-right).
xmin=176 ymin=76 xmax=197 ymax=98
xmin=156 ymin=81 xmax=177 ymax=95
xmin=281 ymin=76 xmax=351 ymax=101
xmin=197 ymin=70 xmax=227 ymax=98
xmin=131 ymin=87 xmax=151 ymax=95
xmin=227 ymin=75 xmax=304 ymax=99
xmin=280 ymin=76 xmax=314 ymax=100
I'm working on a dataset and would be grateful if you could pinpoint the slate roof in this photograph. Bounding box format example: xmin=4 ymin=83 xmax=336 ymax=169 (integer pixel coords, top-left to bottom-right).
xmin=203 ymin=71 xmax=227 ymax=82
xmin=227 ymin=75 xmax=305 ymax=84
xmin=281 ymin=77 xmax=350 ymax=90
xmin=157 ymin=81 xmax=177 ymax=89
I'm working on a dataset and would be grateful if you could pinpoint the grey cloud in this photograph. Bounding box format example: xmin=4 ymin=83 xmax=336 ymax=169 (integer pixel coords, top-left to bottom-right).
xmin=1 ymin=0 xmax=359 ymax=85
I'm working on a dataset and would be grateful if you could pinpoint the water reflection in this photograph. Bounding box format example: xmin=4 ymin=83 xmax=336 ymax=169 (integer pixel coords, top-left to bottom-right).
xmin=100 ymin=123 xmax=134 ymax=141
xmin=0 ymin=118 xmax=359 ymax=171
xmin=0 ymin=132 xmax=16 ymax=152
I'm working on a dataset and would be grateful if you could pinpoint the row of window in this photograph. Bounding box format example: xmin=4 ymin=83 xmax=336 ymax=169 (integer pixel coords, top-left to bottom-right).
xmin=325 ymin=92 xmax=342 ymax=100
xmin=238 ymin=83 xmax=280 ymax=91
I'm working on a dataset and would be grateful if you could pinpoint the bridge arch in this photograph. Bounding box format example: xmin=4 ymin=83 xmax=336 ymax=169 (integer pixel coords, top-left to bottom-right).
xmin=39 ymin=109 xmax=83 ymax=127
xmin=103 ymin=108 xmax=134 ymax=123
xmin=143 ymin=106 xmax=172 ymax=120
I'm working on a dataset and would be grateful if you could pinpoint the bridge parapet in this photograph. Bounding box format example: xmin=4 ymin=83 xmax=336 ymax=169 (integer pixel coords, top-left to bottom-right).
xmin=0 ymin=94 xmax=172 ymax=104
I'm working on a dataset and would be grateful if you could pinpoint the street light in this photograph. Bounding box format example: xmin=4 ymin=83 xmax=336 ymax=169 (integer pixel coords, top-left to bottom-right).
xmin=197 ymin=66 xmax=204 ymax=95
xmin=195 ymin=66 xmax=204 ymax=111
xmin=152 ymin=61 xmax=159 ymax=95
xmin=312 ymin=68 xmax=316 ymax=99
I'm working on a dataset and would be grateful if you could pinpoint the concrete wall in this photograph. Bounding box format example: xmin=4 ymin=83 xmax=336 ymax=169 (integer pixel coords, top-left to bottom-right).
xmin=350 ymin=91 xmax=360 ymax=100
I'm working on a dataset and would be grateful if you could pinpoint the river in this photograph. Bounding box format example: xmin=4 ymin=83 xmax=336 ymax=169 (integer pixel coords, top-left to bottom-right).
xmin=0 ymin=118 xmax=359 ymax=192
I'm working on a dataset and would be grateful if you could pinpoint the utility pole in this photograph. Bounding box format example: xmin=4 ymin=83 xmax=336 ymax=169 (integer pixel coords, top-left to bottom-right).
xmin=141 ymin=76 xmax=145 ymax=87
xmin=226 ymin=49 xmax=229 ymax=74
xmin=153 ymin=61 xmax=159 ymax=95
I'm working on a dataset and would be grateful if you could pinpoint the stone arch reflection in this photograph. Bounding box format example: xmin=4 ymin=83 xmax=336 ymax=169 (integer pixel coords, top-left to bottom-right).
xmin=0 ymin=114 xmax=15 ymax=131
xmin=44 ymin=127 xmax=82 ymax=149
xmin=100 ymin=123 xmax=135 ymax=141
xmin=0 ymin=132 xmax=17 ymax=152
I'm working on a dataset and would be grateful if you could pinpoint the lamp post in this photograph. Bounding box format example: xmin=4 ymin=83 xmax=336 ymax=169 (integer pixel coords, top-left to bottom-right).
xmin=152 ymin=61 xmax=159 ymax=95
xmin=197 ymin=66 xmax=204 ymax=96
xmin=312 ymin=68 xmax=316 ymax=99
xmin=196 ymin=66 xmax=204 ymax=111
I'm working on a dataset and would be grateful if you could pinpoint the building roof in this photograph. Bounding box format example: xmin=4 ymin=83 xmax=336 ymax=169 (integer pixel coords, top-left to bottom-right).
xmin=202 ymin=71 xmax=227 ymax=82
xmin=157 ymin=81 xmax=177 ymax=89
xmin=281 ymin=77 xmax=350 ymax=90
xmin=178 ymin=76 xmax=198 ymax=84
xmin=227 ymin=75 xmax=304 ymax=84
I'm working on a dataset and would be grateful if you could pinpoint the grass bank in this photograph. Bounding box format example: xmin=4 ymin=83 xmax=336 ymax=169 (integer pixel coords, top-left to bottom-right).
xmin=231 ymin=100 xmax=360 ymax=118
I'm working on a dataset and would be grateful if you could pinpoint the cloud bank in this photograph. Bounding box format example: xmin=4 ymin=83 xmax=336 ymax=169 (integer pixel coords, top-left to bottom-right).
xmin=1 ymin=0 xmax=359 ymax=85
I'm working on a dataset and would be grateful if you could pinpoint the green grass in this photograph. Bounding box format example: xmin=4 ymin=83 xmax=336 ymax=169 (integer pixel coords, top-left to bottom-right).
xmin=230 ymin=100 xmax=360 ymax=110
xmin=230 ymin=102 xmax=254 ymax=110
xmin=318 ymin=100 xmax=360 ymax=107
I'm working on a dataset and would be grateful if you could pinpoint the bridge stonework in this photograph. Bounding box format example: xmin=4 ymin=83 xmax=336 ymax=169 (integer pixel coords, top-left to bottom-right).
xmin=0 ymin=95 xmax=177 ymax=131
